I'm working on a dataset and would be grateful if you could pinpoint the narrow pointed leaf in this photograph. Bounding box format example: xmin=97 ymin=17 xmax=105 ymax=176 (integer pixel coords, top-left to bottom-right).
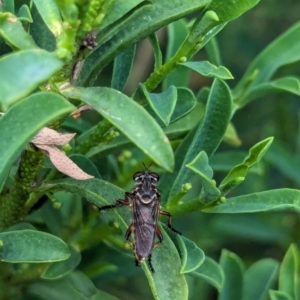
xmin=0 ymin=50 xmax=64 ymax=110
xmin=164 ymin=79 xmax=232 ymax=201
xmin=204 ymin=189 xmax=300 ymax=214
xmin=0 ymin=12 xmax=37 ymax=49
xmin=269 ymin=291 xmax=292 ymax=300
xmin=190 ymin=256 xmax=224 ymax=291
xmin=279 ymin=244 xmax=299 ymax=300
xmin=187 ymin=151 xmax=221 ymax=204
xmin=0 ymin=92 xmax=74 ymax=189
xmin=61 ymin=86 xmax=174 ymax=171
xmin=0 ymin=230 xmax=70 ymax=262
xmin=111 ymin=43 xmax=136 ymax=91
xmin=242 ymin=259 xmax=279 ymax=300
xmin=180 ymin=61 xmax=233 ymax=80
xmin=218 ymin=249 xmax=244 ymax=300
xmin=219 ymin=137 xmax=273 ymax=195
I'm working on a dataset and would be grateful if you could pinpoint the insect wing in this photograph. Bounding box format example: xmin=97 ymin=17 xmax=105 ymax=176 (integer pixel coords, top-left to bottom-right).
xmin=133 ymin=199 xmax=160 ymax=260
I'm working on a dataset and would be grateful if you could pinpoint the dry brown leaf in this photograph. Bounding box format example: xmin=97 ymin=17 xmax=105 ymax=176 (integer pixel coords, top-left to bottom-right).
xmin=35 ymin=144 xmax=93 ymax=180
xmin=71 ymin=105 xmax=94 ymax=119
xmin=31 ymin=127 xmax=94 ymax=180
xmin=32 ymin=127 xmax=76 ymax=145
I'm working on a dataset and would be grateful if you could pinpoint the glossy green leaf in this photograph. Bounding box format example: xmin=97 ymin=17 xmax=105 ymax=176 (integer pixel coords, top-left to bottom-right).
xmin=269 ymin=290 xmax=292 ymax=300
xmin=279 ymin=244 xmax=299 ymax=300
xmin=42 ymin=247 xmax=81 ymax=279
xmin=242 ymin=77 xmax=300 ymax=105
xmin=97 ymin=0 xmax=145 ymax=31
xmin=187 ymin=151 xmax=221 ymax=203
xmin=32 ymin=0 xmax=62 ymax=37
xmin=204 ymin=189 xmax=300 ymax=214
xmin=242 ymin=259 xmax=279 ymax=300
xmin=148 ymin=226 xmax=188 ymax=300
xmin=0 ymin=12 xmax=37 ymax=50
xmin=69 ymin=154 xmax=101 ymax=178
xmin=29 ymin=3 xmax=56 ymax=52
xmin=171 ymin=234 xmax=205 ymax=274
xmin=218 ymin=249 xmax=244 ymax=300
xmin=77 ymin=0 xmax=210 ymax=86
xmin=34 ymin=178 xmax=188 ymax=300
xmin=180 ymin=61 xmax=233 ymax=80
xmin=219 ymin=137 xmax=273 ymax=195
xmin=170 ymin=88 xmax=197 ymax=123
xmin=0 ymin=92 xmax=74 ymax=189
xmin=17 ymin=5 xmax=33 ymax=22
xmin=149 ymin=33 xmax=162 ymax=69
xmin=162 ymin=79 xmax=232 ymax=202
xmin=139 ymin=84 xmax=177 ymax=126
xmin=190 ymin=256 xmax=224 ymax=291
xmin=111 ymin=43 xmax=136 ymax=91
xmin=234 ymin=22 xmax=300 ymax=107
xmin=205 ymin=37 xmax=221 ymax=66
xmin=163 ymin=19 xmax=190 ymax=90
xmin=61 ymin=86 xmax=174 ymax=171
xmin=207 ymin=0 xmax=260 ymax=22
xmin=0 ymin=50 xmax=64 ymax=110
xmin=0 ymin=229 xmax=70 ymax=262
xmin=223 ymin=122 xmax=242 ymax=147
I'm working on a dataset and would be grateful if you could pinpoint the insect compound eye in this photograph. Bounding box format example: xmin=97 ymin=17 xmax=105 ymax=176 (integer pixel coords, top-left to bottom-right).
xmin=150 ymin=172 xmax=159 ymax=182
xmin=133 ymin=171 xmax=144 ymax=181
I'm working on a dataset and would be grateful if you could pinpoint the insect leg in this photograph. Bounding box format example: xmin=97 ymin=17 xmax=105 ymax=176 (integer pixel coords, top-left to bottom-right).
xmin=97 ymin=192 xmax=133 ymax=211
xmin=147 ymin=254 xmax=155 ymax=274
xmin=125 ymin=223 xmax=135 ymax=249
xmin=153 ymin=227 xmax=163 ymax=249
xmin=159 ymin=210 xmax=181 ymax=235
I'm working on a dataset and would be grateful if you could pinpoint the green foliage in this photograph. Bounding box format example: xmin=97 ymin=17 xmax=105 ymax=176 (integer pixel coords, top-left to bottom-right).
xmin=0 ymin=0 xmax=300 ymax=299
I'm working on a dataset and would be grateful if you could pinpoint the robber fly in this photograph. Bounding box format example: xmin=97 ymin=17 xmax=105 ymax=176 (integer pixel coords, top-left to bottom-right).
xmin=98 ymin=164 xmax=181 ymax=273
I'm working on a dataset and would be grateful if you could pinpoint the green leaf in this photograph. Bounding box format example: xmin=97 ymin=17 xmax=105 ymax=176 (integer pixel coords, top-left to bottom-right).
xmin=279 ymin=244 xmax=299 ymax=300
xmin=269 ymin=290 xmax=292 ymax=300
xmin=170 ymin=87 xmax=197 ymax=123
xmin=242 ymin=77 xmax=300 ymax=105
xmin=32 ymin=0 xmax=62 ymax=37
xmin=207 ymin=0 xmax=260 ymax=22
xmin=42 ymin=247 xmax=81 ymax=279
xmin=29 ymin=3 xmax=56 ymax=52
xmin=186 ymin=151 xmax=221 ymax=204
xmin=234 ymin=21 xmax=300 ymax=108
xmin=138 ymin=84 xmax=177 ymax=126
xmin=61 ymin=86 xmax=174 ymax=171
xmin=148 ymin=226 xmax=188 ymax=300
xmin=205 ymin=37 xmax=221 ymax=66
xmin=163 ymin=19 xmax=190 ymax=90
xmin=0 ymin=92 xmax=74 ymax=189
xmin=0 ymin=50 xmax=64 ymax=110
xmin=171 ymin=234 xmax=205 ymax=274
xmin=111 ymin=43 xmax=136 ymax=91
xmin=34 ymin=178 xmax=187 ymax=300
xmin=204 ymin=189 xmax=300 ymax=214
xmin=97 ymin=0 xmax=146 ymax=31
xmin=180 ymin=61 xmax=233 ymax=80
xmin=77 ymin=0 xmax=210 ymax=86
xmin=0 ymin=229 xmax=70 ymax=262
xmin=242 ymin=259 xmax=279 ymax=300
xmin=17 ymin=4 xmax=33 ymax=23
xmin=0 ymin=12 xmax=37 ymax=50
xmin=2 ymin=0 xmax=14 ymax=13
xmin=218 ymin=249 xmax=244 ymax=300
xmin=162 ymin=79 xmax=232 ymax=202
xmin=149 ymin=33 xmax=162 ymax=69
xmin=219 ymin=137 xmax=273 ymax=195
xmin=190 ymin=256 xmax=224 ymax=291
